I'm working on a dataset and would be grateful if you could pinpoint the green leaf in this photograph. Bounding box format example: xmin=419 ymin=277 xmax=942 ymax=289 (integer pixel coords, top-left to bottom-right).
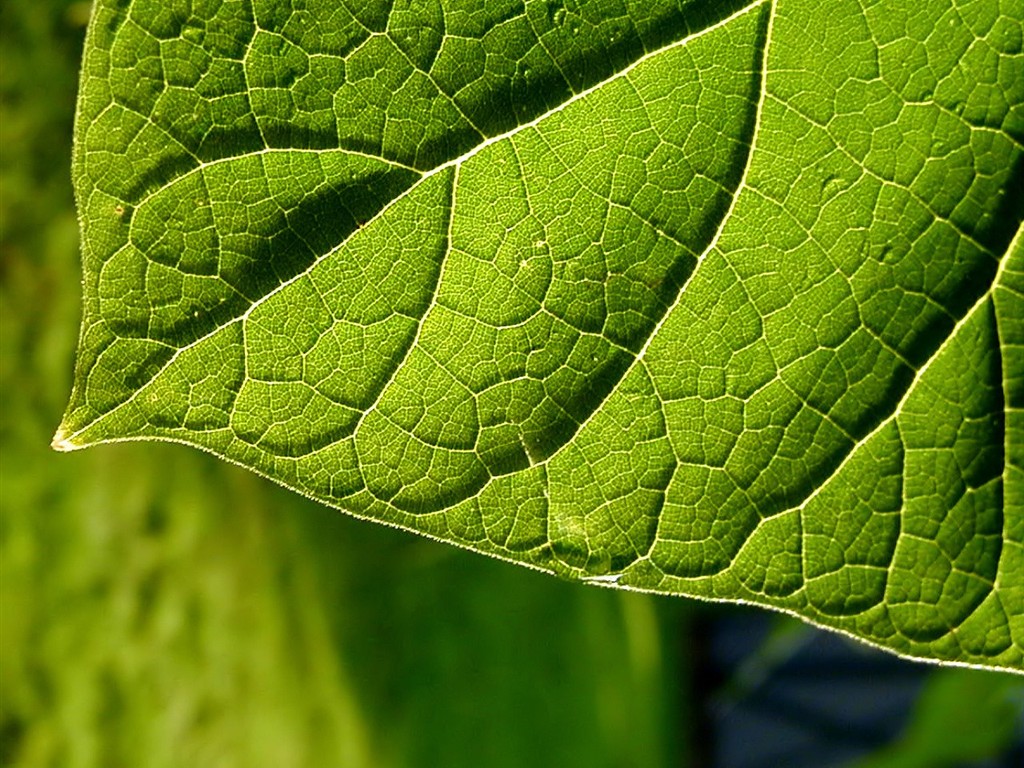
xmin=56 ymin=0 xmax=1023 ymax=672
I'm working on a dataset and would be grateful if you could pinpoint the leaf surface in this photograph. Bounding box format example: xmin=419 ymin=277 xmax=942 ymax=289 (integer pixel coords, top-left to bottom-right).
xmin=57 ymin=0 xmax=1024 ymax=671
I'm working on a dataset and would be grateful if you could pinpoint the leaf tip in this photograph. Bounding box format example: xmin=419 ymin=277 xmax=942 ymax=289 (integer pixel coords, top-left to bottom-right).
xmin=50 ymin=426 xmax=83 ymax=453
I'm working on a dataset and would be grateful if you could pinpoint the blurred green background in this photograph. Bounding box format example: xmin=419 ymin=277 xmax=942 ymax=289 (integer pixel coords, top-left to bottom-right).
xmin=1 ymin=2 xmax=1021 ymax=767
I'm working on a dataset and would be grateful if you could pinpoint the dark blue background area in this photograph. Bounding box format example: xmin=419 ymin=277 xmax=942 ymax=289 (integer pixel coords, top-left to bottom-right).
xmin=698 ymin=611 xmax=1024 ymax=768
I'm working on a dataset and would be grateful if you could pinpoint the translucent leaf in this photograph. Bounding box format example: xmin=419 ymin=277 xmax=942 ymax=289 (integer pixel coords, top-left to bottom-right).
xmin=56 ymin=0 xmax=1024 ymax=672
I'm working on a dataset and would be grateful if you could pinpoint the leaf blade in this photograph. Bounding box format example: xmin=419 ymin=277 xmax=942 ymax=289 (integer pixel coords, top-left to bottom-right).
xmin=59 ymin=0 xmax=1024 ymax=672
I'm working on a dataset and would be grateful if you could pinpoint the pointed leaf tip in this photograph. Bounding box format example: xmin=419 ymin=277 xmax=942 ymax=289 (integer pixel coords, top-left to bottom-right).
xmin=51 ymin=426 xmax=81 ymax=452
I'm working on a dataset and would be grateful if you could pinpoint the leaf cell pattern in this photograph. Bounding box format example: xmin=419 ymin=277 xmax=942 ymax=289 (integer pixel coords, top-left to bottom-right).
xmin=57 ymin=0 xmax=1024 ymax=672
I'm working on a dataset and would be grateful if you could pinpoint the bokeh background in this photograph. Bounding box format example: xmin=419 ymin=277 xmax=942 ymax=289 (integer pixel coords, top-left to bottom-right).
xmin=1 ymin=2 xmax=1022 ymax=766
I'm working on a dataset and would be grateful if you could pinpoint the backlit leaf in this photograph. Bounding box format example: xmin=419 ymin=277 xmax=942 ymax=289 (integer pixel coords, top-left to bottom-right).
xmin=56 ymin=0 xmax=1024 ymax=672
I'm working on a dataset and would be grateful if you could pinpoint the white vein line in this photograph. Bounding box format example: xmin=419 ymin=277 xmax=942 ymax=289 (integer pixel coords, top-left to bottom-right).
xmin=56 ymin=0 xmax=767 ymax=448
xmin=540 ymin=0 xmax=774 ymax=468
xmin=412 ymin=0 xmax=764 ymax=188
xmin=127 ymin=147 xmax=422 ymax=212
xmin=387 ymin=0 xmax=774 ymax=514
xmin=789 ymin=237 xmax=1017 ymax=523
xmin=353 ymin=163 xmax=460 ymax=439
xmin=995 ymin=220 xmax=1023 ymax=598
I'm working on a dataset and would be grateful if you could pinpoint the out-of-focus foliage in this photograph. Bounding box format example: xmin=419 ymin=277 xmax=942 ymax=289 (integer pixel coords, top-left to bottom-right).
xmin=846 ymin=670 xmax=1023 ymax=768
